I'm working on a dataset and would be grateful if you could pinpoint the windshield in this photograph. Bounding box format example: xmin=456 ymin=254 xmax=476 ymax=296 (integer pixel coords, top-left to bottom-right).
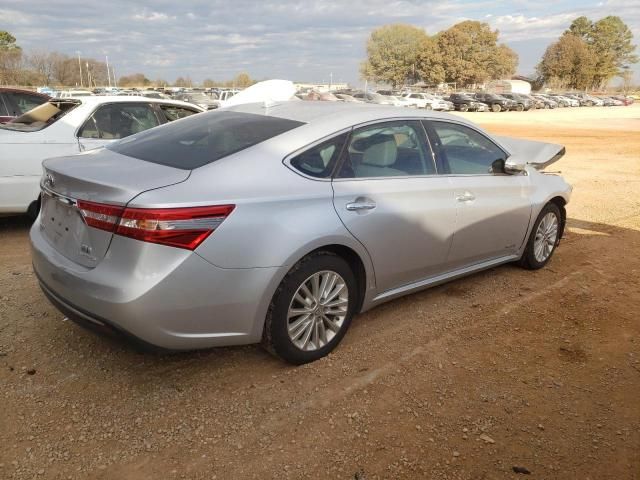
xmin=0 ymin=100 xmax=80 ymax=132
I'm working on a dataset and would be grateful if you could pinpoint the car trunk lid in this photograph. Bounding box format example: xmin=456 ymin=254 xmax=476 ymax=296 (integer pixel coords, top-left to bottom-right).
xmin=39 ymin=148 xmax=190 ymax=268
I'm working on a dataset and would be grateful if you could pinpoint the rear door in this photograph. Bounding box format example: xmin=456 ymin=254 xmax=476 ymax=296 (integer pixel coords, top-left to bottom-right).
xmin=424 ymin=120 xmax=532 ymax=268
xmin=77 ymin=102 xmax=161 ymax=151
xmin=332 ymin=120 xmax=457 ymax=293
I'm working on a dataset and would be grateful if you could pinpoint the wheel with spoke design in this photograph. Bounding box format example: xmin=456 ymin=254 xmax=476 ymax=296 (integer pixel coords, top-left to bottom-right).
xmin=263 ymin=252 xmax=357 ymax=364
xmin=518 ymin=203 xmax=562 ymax=270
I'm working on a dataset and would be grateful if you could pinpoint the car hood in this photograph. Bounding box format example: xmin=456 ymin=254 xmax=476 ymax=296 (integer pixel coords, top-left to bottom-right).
xmin=495 ymin=136 xmax=565 ymax=170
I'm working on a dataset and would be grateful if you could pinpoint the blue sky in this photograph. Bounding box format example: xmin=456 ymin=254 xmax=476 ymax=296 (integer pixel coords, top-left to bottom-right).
xmin=2 ymin=0 xmax=639 ymax=86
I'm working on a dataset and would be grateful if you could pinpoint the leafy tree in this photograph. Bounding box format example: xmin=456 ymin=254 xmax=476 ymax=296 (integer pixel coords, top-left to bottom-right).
xmin=0 ymin=31 xmax=20 ymax=51
xmin=489 ymin=44 xmax=519 ymax=80
xmin=428 ymin=21 xmax=517 ymax=86
xmin=567 ymin=17 xmax=593 ymax=38
xmin=415 ymin=36 xmax=446 ymax=85
xmin=119 ymin=73 xmax=151 ymax=87
xmin=0 ymin=30 xmax=23 ymax=85
xmin=361 ymin=24 xmax=428 ymax=87
xmin=202 ymin=78 xmax=217 ymax=88
xmin=233 ymin=72 xmax=254 ymax=88
xmin=566 ymin=16 xmax=637 ymax=88
xmin=174 ymin=76 xmax=193 ymax=87
xmin=536 ymin=33 xmax=596 ymax=90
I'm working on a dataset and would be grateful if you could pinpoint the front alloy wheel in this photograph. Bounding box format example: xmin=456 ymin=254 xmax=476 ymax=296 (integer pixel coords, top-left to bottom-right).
xmin=533 ymin=212 xmax=559 ymax=263
xmin=518 ymin=203 xmax=562 ymax=270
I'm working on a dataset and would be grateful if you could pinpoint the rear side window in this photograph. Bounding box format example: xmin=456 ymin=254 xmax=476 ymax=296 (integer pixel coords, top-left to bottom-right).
xmin=158 ymin=104 xmax=200 ymax=122
xmin=5 ymin=92 xmax=48 ymax=116
xmin=78 ymin=103 xmax=160 ymax=139
xmin=108 ymin=111 xmax=305 ymax=170
xmin=290 ymin=133 xmax=348 ymax=179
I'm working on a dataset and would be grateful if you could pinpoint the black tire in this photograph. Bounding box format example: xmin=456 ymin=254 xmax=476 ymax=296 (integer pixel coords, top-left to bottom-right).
xmin=27 ymin=197 xmax=41 ymax=220
xmin=518 ymin=203 xmax=562 ymax=270
xmin=459 ymin=103 xmax=468 ymax=112
xmin=516 ymin=104 xmax=524 ymax=112
xmin=425 ymin=104 xmax=433 ymax=111
xmin=491 ymin=103 xmax=501 ymax=112
xmin=544 ymin=104 xmax=550 ymax=109
xmin=263 ymin=252 xmax=358 ymax=364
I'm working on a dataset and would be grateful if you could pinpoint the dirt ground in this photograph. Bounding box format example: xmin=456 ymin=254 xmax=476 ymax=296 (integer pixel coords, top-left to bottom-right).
xmin=1 ymin=105 xmax=639 ymax=480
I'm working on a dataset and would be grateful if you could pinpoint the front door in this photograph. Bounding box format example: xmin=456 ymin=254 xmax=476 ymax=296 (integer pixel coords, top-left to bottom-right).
xmin=424 ymin=120 xmax=533 ymax=267
xmin=332 ymin=120 xmax=457 ymax=293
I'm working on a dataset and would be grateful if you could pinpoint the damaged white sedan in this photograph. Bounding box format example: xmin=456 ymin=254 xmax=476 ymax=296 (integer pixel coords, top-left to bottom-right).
xmin=0 ymin=96 xmax=204 ymax=217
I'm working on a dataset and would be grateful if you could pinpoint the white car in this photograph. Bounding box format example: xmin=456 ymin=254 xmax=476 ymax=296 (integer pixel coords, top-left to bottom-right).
xmin=403 ymin=92 xmax=451 ymax=111
xmin=54 ymin=90 xmax=95 ymax=98
xmin=0 ymin=96 xmax=204 ymax=216
xmin=388 ymin=96 xmax=416 ymax=108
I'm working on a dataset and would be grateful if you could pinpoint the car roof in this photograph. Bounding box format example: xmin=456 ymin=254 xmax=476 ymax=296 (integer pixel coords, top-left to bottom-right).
xmin=65 ymin=95 xmax=204 ymax=110
xmin=0 ymin=87 xmax=50 ymax=98
xmin=225 ymin=101 xmax=475 ymax=132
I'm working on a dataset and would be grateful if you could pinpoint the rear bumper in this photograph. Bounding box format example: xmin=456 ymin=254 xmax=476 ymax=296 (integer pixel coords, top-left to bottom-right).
xmin=30 ymin=219 xmax=284 ymax=350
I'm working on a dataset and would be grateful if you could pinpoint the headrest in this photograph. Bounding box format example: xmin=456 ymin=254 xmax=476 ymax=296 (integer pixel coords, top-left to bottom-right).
xmin=362 ymin=134 xmax=397 ymax=167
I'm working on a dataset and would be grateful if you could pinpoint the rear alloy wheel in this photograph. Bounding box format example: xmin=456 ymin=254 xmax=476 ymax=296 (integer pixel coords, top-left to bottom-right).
xmin=425 ymin=104 xmax=433 ymax=111
xmin=459 ymin=104 xmax=468 ymax=112
xmin=491 ymin=103 xmax=501 ymax=112
xmin=263 ymin=252 xmax=357 ymax=364
xmin=516 ymin=104 xmax=524 ymax=112
xmin=518 ymin=203 xmax=561 ymax=270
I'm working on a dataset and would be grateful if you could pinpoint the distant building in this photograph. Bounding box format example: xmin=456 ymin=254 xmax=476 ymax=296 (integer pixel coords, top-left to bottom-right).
xmin=486 ymin=79 xmax=531 ymax=95
xmin=294 ymin=82 xmax=349 ymax=93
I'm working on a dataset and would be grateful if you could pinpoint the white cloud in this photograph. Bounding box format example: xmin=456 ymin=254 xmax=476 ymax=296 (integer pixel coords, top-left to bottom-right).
xmin=133 ymin=11 xmax=175 ymax=22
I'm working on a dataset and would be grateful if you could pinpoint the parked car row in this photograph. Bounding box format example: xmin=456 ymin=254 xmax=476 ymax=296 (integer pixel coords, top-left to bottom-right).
xmin=297 ymin=88 xmax=635 ymax=113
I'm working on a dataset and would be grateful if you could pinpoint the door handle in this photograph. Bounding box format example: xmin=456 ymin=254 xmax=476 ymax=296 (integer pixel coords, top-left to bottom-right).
xmin=456 ymin=192 xmax=475 ymax=202
xmin=346 ymin=201 xmax=376 ymax=211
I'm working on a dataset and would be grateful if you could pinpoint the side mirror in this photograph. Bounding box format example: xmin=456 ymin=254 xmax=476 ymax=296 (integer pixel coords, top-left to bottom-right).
xmin=504 ymin=158 xmax=526 ymax=174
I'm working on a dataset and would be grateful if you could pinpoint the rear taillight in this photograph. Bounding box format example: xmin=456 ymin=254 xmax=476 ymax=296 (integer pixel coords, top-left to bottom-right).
xmin=77 ymin=201 xmax=235 ymax=250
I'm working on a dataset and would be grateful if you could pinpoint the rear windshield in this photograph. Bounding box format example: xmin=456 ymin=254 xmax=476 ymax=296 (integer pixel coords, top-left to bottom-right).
xmin=108 ymin=111 xmax=305 ymax=169
xmin=0 ymin=100 xmax=79 ymax=132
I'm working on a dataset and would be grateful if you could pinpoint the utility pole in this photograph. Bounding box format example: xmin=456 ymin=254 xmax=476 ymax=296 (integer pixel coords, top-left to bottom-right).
xmin=105 ymin=56 xmax=111 ymax=87
xmin=329 ymin=72 xmax=333 ymax=91
xmin=76 ymin=51 xmax=83 ymax=88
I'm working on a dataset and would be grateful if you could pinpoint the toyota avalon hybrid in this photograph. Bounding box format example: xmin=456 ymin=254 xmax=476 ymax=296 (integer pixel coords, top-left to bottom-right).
xmin=31 ymin=102 xmax=571 ymax=364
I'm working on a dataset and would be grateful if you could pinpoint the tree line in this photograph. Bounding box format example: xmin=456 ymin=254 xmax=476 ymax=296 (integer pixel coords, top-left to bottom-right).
xmin=362 ymin=16 xmax=636 ymax=90
xmin=0 ymin=31 xmax=255 ymax=89
xmin=361 ymin=22 xmax=518 ymax=88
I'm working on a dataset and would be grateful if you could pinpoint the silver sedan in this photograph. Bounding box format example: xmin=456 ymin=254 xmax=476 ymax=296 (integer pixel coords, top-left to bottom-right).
xmin=31 ymin=102 xmax=572 ymax=364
